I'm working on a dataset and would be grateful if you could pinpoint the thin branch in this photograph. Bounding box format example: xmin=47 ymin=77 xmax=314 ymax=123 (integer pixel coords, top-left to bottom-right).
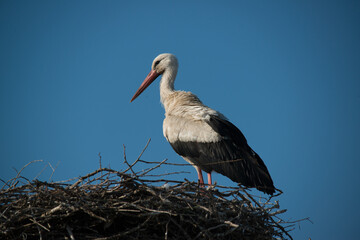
xmin=48 ymin=160 xmax=60 ymax=182
xmin=66 ymin=225 xmax=75 ymax=240
xmin=122 ymin=144 xmax=137 ymax=177
xmin=11 ymin=160 xmax=43 ymax=187
xmin=123 ymin=138 xmax=151 ymax=174
xmin=138 ymin=159 xmax=168 ymax=177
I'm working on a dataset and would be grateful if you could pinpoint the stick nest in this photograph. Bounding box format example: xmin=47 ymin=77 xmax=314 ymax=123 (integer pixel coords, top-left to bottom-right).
xmin=0 ymin=141 xmax=295 ymax=239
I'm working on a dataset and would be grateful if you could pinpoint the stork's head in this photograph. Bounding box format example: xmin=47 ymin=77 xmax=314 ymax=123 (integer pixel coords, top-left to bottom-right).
xmin=130 ymin=53 xmax=178 ymax=102
xmin=151 ymin=53 xmax=178 ymax=74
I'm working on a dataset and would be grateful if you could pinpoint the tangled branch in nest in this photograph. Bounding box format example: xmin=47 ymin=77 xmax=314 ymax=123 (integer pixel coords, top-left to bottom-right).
xmin=0 ymin=140 xmax=298 ymax=239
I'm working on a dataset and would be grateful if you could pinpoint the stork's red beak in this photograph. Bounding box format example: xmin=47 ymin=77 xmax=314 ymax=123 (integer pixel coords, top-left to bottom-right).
xmin=130 ymin=70 xmax=160 ymax=102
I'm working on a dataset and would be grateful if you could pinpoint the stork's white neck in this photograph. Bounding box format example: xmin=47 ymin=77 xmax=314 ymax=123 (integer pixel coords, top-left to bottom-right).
xmin=160 ymin=67 xmax=177 ymax=104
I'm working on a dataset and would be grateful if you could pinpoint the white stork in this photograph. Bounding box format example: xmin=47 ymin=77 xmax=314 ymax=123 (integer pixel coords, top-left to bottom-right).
xmin=130 ymin=53 xmax=275 ymax=195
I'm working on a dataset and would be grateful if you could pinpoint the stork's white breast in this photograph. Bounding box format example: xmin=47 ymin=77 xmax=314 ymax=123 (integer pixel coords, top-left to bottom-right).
xmin=163 ymin=114 xmax=221 ymax=143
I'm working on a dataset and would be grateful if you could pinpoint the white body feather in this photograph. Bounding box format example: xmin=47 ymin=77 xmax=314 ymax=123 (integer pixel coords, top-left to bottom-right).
xmin=162 ymin=91 xmax=225 ymax=143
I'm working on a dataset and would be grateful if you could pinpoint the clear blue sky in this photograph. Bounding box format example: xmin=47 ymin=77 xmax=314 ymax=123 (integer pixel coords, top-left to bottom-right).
xmin=1 ymin=1 xmax=359 ymax=239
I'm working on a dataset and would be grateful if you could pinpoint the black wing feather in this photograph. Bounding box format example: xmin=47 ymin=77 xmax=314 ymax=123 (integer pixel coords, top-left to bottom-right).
xmin=168 ymin=115 xmax=275 ymax=195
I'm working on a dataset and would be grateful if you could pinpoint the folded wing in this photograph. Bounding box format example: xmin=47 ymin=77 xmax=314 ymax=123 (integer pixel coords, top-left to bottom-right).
xmin=164 ymin=113 xmax=275 ymax=194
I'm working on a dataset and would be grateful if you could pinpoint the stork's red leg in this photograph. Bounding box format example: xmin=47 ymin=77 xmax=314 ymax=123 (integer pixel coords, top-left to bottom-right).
xmin=195 ymin=166 xmax=205 ymax=186
xmin=207 ymin=172 xmax=212 ymax=186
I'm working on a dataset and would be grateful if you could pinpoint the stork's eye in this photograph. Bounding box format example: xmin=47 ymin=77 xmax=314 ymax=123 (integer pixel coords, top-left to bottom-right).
xmin=154 ymin=60 xmax=160 ymax=68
